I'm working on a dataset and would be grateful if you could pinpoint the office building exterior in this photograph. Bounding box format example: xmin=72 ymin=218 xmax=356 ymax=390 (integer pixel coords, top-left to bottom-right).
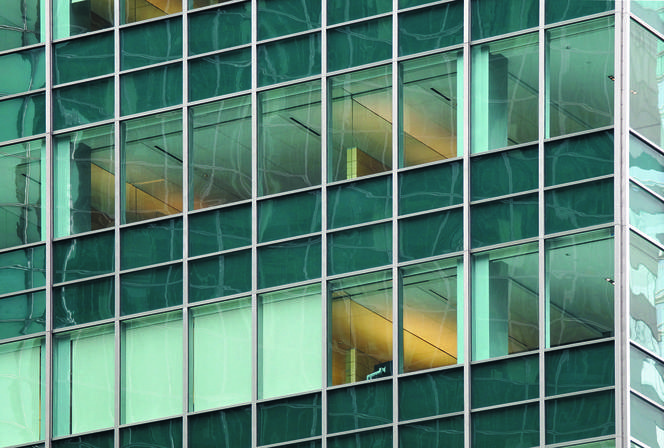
xmin=0 ymin=0 xmax=662 ymax=447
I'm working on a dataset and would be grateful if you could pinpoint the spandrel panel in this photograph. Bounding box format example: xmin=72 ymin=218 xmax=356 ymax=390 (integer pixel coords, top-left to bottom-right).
xmin=471 ymin=146 xmax=538 ymax=200
xmin=472 ymin=403 xmax=539 ymax=448
xmin=188 ymin=2 xmax=250 ymax=55
xmin=257 ymin=0 xmax=320 ymax=40
xmin=630 ymin=135 xmax=664 ymax=198
xmin=257 ymin=33 xmax=321 ymax=87
xmin=259 ymin=190 xmax=321 ymax=242
xmin=328 ymin=0 xmax=391 ymax=25
xmin=399 ymin=209 xmax=463 ymax=261
xmin=0 ymin=245 xmax=45 ymax=296
xmin=0 ymin=291 xmax=45 ymax=340
xmin=471 ymin=0 xmax=538 ymax=40
xmin=328 ymin=428 xmax=392 ymax=448
xmin=398 ymin=161 xmax=463 ymax=214
xmin=189 ymin=48 xmax=251 ymax=101
xmin=0 ymin=0 xmax=42 ymax=52
xmin=189 ymin=250 xmax=251 ymax=302
xmin=258 ymin=394 xmax=322 ymax=445
xmin=53 ymin=32 xmax=114 ymax=85
xmin=327 ymin=17 xmax=392 ymax=72
xmin=120 ymin=418 xmax=182 ymax=448
xmin=121 ymin=217 xmax=183 ymax=269
xmin=53 ymin=231 xmax=114 ymax=283
xmin=399 ymin=2 xmax=463 ymax=56
xmin=53 ymin=277 xmax=114 ymax=328
xmin=399 ymin=368 xmax=463 ymax=420
xmin=188 ymin=204 xmax=251 ymax=256
xmin=52 ymin=431 xmax=114 ymax=448
xmin=327 ymin=381 xmax=392 ymax=433
xmin=0 ymin=93 xmax=46 ymax=143
xmin=471 ymin=193 xmax=538 ymax=248
xmin=53 ymin=77 xmax=114 ymax=130
xmin=546 ymin=0 xmax=613 ymax=24
xmin=545 ymin=179 xmax=614 ymax=234
xmin=546 ymin=391 xmax=615 ymax=444
xmin=471 ymin=355 xmax=538 ymax=408
xmin=545 ymin=130 xmax=614 ymax=187
xmin=546 ymin=342 xmax=614 ymax=396
xmin=188 ymin=406 xmax=251 ymax=448
xmin=53 ymin=0 xmax=114 ymax=39
xmin=630 ymin=181 xmax=664 ymax=246
xmin=121 ymin=17 xmax=182 ymax=70
xmin=328 ymin=222 xmax=392 ymax=275
xmin=120 ymin=263 xmax=183 ymax=315
xmin=123 ymin=0 xmax=182 ymax=23
xmin=328 ymin=176 xmax=391 ymax=229
xmin=258 ymin=236 xmax=321 ymax=289
xmin=399 ymin=416 xmax=464 ymax=448
xmin=120 ymin=63 xmax=183 ymax=116
xmin=0 ymin=48 xmax=45 ymax=97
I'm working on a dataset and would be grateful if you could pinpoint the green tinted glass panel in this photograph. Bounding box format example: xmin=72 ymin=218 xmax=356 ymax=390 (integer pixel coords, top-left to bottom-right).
xmin=0 ymin=291 xmax=45 ymax=339
xmin=121 ymin=17 xmax=182 ymax=70
xmin=399 ymin=209 xmax=463 ymax=261
xmin=546 ymin=0 xmax=614 ymax=24
xmin=631 ymin=393 xmax=664 ymax=447
xmin=399 ymin=2 xmax=463 ymax=56
xmin=123 ymin=0 xmax=181 ymax=23
xmin=53 ymin=32 xmax=114 ymax=85
xmin=280 ymin=442 xmax=321 ymax=448
xmin=0 ymin=245 xmax=45 ymax=295
xmin=545 ymin=131 xmax=614 ymax=186
xmin=328 ymin=17 xmax=392 ymax=72
xmin=257 ymin=0 xmax=320 ymax=40
xmin=189 ymin=48 xmax=251 ymax=101
xmin=0 ymin=0 xmax=42 ymax=52
xmin=121 ymin=218 xmax=183 ymax=270
xmin=546 ymin=342 xmax=614 ymax=396
xmin=328 ymin=428 xmax=392 ymax=448
xmin=399 ymin=161 xmax=463 ymax=214
xmin=189 ymin=250 xmax=251 ymax=302
xmin=53 ymin=78 xmax=114 ymax=130
xmin=259 ymin=190 xmax=321 ymax=242
xmin=630 ymin=182 xmax=664 ymax=246
xmin=472 ymin=403 xmax=539 ymax=448
xmin=188 ymin=2 xmax=251 ymax=55
xmin=630 ymin=134 xmax=664 ymax=198
xmin=53 ymin=277 xmax=114 ymax=328
xmin=120 ymin=264 xmax=183 ymax=315
xmin=53 ymin=0 xmax=114 ymax=39
xmin=0 ymin=93 xmax=45 ymax=142
xmin=258 ymin=33 xmax=321 ymax=87
xmin=399 ymin=416 xmax=464 ymax=448
xmin=258 ymin=236 xmax=322 ymax=288
xmin=328 ymin=0 xmax=390 ymax=25
xmin=472 ymin=355 xmax=538 ymax=408
xmin=471 ymin=193 xmax=538 ymax=248
xmin=328 ymin=223 xmax=392 ymax=275
xmin=633 ymin=1 xmax=664 ymax=35
xmin=188 ymin=406 xmax=251 ymax=448
xmin=189 ymin=204 xmax=251 ymax=257
xmin=328 ymin=381 xmax=392 ymax=433
xmin=399 ymin=0 xmax=431 ymax=7
xmin=121 ymin=64 xmax=182 ymax=115
xmin=0 ymin=47 xmax=45 ymax=96
xmin=631 ymin=346 xmax=664 ymax=406
xmin=52 ymin=431 xmax=113 ymax=448
xmin=399 ymin=368 xmax=463 ymax=420
xmin=471 ymin=0 xmax=538 ymax=39
xmin=54 ymin=231 xmax=114 ymax=283
xmin=545 ymin=179 xmax=613 ymax=234
xmin=471 ymin=146 xmax=538 ymax=200
xmin=328 ymin=176 xmax=391 ymax=229
xmin=546 ymin=391 xmax=615 ymax=444
xmin=258 ymin=394 xmax=321 ymax=445
xmin=120 ymin=418 xmax=182 ymax=448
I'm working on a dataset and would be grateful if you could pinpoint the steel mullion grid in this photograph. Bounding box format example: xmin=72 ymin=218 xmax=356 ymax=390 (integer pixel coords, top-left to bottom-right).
xmin=391 ymin=0 xmax=400 ymax=446
xmin=250 ymin=0 xmax=259 ymax=446
xmin=538 ymin=0 xmax=546 ymax=445
xmin=320 ymin=0 xmax=329 ymax=445
xmin=113 ymin=0 xmax=122 ymax=446
xmin=181 ymin=0 xmax=190 ymax=446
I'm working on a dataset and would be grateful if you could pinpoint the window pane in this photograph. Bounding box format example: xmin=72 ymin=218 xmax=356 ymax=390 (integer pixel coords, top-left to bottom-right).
xmin=52 ymin=431 xmax=113 ymax=448
xmin=120 ymin=263 xmax=183 ymax=315
xmin=328 ymin=381 xmax=392 ymax=433
xmin=630 ymin=134 xmax=664 ymax=198
xmin=328 ymin=18 xmax=391 ymax=71
xmin=631 ymin=392 xmax=664 ymax=448
xmin=546 ymin=342 xmax=614 ymax=396
xmin=398 ymin=161 xmax=463 ymax=214
xmin=0 ymin=245 xmax=45 ymax=296
xmin=189 ymin=250 xmax=251 ymax=302
xmin=123 ymin=0 xmax=182 ymax=23
xmin=472 ymin=403 xmax=539 ymax=448
xmin=257 ymin=33 xmax=321 ymax=87
xmin=53 ymin=277 xmax=114 ymax=328
xmin=328 ymin=0 xmax=391 ymax=25
xmin=258 ymin=394 xmax=322 ymax=445
xmin=328 ymin=176 xmax=391 ymax=229
xmin=53 ymin=231 xmax=115 ymax=283
xmin=120 ymin=418 xmax=182 ymax=448
xmin=53 ymin=78 xmax=114 ymax=130
xmin=0 ymin=0 xmax=42 ymax=52
xmin=399 ymin=416 xmax=464 ymax=448
xmin=471 ymin=193 xmax=538 ymax=248
xmin=546 ymin=391 xmax=615 ymax=444
xmin=189 ymin=48 xmax=251 ymax=101
xmin=188 ymin=2 xmax=251 ymax=55
xmin=471 ymin=146 xmax=538 ymax=200
xmin=399 ymin=209 xmax=463 ymax=261
xmin=545 ymin=179 xmax=613 ymax=234
xmin=328 ymin=223 xmax=392 ymax=275
xmin=399 ymin=368 xmax=464 ymax=420
xmin=630 ymin=182 xmax=664 ymax=246
xmin=188 ymin=204 xmax=251 ymax=256
xmin=328 ymin=428 xmax=392 ymax=448
xmin=0 ymin=291 xmax=46 ymax=340
xmin=257 ymin=0 xmax=320 ymax=40
xmin=53 ymin=0 xmax=113 ymax=40
xmin=633 ymin=1 xmax=664 ymax=35
xmin=632 ymin=21 xmax=664 ymax=146
xmin=472 ymin=355 xmax=538 ymax=408
xmin=188 ymin=406 xmax=251 ymax=448
xmin=121 ymin=217 xmax=183 ymax=269
xmin=545 ymin=130 xmax=614 ymax=187
xmin=471 ymin=0 xmax=537 ymax=39
xmin=121 ymin=63 xmax=182 ymax=116
xmin=54 ymin=33 xmax=114 ymax=85
xmin=632 ymin=345 xmax=664 ymax=407
xmin=546 ymin=0 xmax=613 ymax=24
xmin=0 ymin=93 xmax=45 ymax=144
xmin=0 ymin=47 xmax=45 ymax=97
xmin=259 ymin=190 xmax=321 ymax=242
xmin=257 ymin=236 xmax=321 ymax=289
xmin=121 ymin=17 xmax=182 ymax=70
xmin=399 ymin=2 xmax=463 ymax=56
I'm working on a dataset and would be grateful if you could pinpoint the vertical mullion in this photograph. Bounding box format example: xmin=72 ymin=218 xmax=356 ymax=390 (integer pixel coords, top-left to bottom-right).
xmin=538 ymin=0 xmax=546 ymax=446
xmin=114 ymin=0 xmax=122 ymax=444
xmin=181 ymin=0 xmax=190 ymax=446
xmin=251 ymin=1 xmax=259 ymax=447
xmin=391 ymin=0 xmax=400 ymax=447
xmin=320 ymin=0 xmax=328 ymax=446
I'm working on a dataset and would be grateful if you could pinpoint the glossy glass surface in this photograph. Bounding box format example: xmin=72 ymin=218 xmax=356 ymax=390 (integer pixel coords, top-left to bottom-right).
xmin=630 ymin=182 xmax=664 ymax=246
xmin=53 ymin=231 xmax=114 ymax=283
xmin=0 ymin=47 xmax=45 ymax=97
xmin=258 ymin=394 xmax=321 ymax=445
xmin=399 ymin=416 xmax=464 ymax=448
xmin=53 ymin=277 xmax=114 ymax=328
xmin=53 ymin=78 xmax=114 ymax=130
xmin=399 ymin=2 xmax=463 ymax=56
xmin=546 ymin=0 xmax=613 ymax=24
xmin=0 ymin=93 xmax=45 ymax=143
xmin=545 ymin=179 xmax=613 ymax=234
xmin=632 ymin=337 xmax=664 ymax=407
xmin=188 ymin=2 xmax=250 ymax=55
xmin=328 ymin=428 xmax=392 ymax=448
xmin=188 ymin=204 xmax=251 ymax=256
xmin=53 ymin=32 xmax=114 ymax=85
xmin=189 ymin=48 xmax=251 ymax=101
xmin=0 ymin=291 xmax=46 ymax=339
xmin=471 ymin=0 xmax=537 ymax=39
xmin=188 ymin=406 xmax=251 ymax=448
xmin=258 ymin=236 xmax=321 ymax=288
xmin=258 ymin=33 xmax=321 ymax=87
xmin=120 ymin=263 xmax=183 ymax=315
xmin=327 ymin=381 xmax=392 ymax=433
xmin=398 ymin=161 xmax=463 ymax=214
xmin=328 ymin=0 xmax=390 ymax=25
xmin=189 ymin=250 xmax=251 ymax=302
xmin=471 ymin=146 xmax=538 ymax=200
xmin=546 ymin=342 xmax=614 ymax=396
xmin=121 ymin=217 xmax=183 ymax=269
xmin=328 ymin=176 xmax=391 ymax=229
xmin=471 ymin=193 xmax=538 ymax=248
xmin=472 ymin=355 xmax=538 ymax=408
xmin=328 ymin=17 xmax=391 ymax=72
xmin=546 ymin=391 xmax=615 ymax=444
xmin=0 ymin=245 xmax=45 ymax=296
xmin=545 ymin=130 xmax=614 ymax=186
xmin=399 ymin=209 xmax=463 ymax=261
xmin=630 ymin=134 xmax=664 ymax=198
xmin=328 ymin=223 xmax=392 ymax=275
xmin=631 ymin=392 xmax=664 ymax=448
xmin=0 ymin=0 xmax=42 ymax=52
xmin=472 ymin=403 xmax=539 ymax=448
xmin=257 ymin=0 xmax=319 ymax=40
xmin=121 ymin=17 xmax=182 ymax=70
xmin=259 ymin=190 xmax=321 ymax=242
xmin=53 ymin=0 xmax=114 ymax=39
xmin=123 ymin=0 xmax=181 ymax=23
xmin=399 ymin=368 xmax=463 ymax=420
xmin=52 ymin=431 xmax=113 ymax=448
xmin=120 ymin=418 xmax=182 ymax=448
xmin=633 ymin=1 xmax=664 ymax=35
xmin=120 ymin=63 xmax=182 ymax=115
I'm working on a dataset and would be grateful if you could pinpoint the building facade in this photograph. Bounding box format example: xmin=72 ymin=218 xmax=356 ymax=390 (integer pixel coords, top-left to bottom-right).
xmin=0 ymin=0 xmax=662 ymax=447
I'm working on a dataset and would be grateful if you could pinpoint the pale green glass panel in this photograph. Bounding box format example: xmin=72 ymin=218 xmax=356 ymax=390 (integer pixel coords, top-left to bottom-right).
xmin=121 ymin=17 xmax=182 ymax=70
xmin=634 ymin=1 xmax=664 ymax=35
xmin=328 ymin=0 xmax=390 ymax=25
xmin=401 ymin=52 xmax=462 ymax=166
xmin=188 ymin=2 xmax=250 ymax=55
xmin=545 ymin=130 xmax=614 ymax=187
xmin=630 ymin=181 xmax=664 ymax=246
xmin=188 ymin=204 xmax=251 ymax=256
xmin=328 ymin=428 xmax=392 ymax=448
xmin=189 ymin=250 xmax=251 ymax=302
xmin=328 ymin=381 xmax=392 ymax=433
xmin=471 ymin=0 xmax=538 ymax=40
xmin=259 ymin=284 xmax=322 ymax=399
xmin=53 ymin=231 xmax=114 ymax=283
xmin=546 ymin=391 xmax=615 ymax=444
xmin=399 ymin=416 xmax=464 ymax=448
xmin=259 ymin=80 xmax=322 ymax=195
xmin=53 ymin=277 xmax=114 ymax=328
xmin=121 ymin=217 xmax=183 ymax=269
xmin=123 ymin=0 xmax=182 ymax=23
xmin=257 ymin=0 xmax=320 ymax=40
xmin=0 ymin=245 xmax=45 ymax=296
xmin=546 ymin=0 xmax=613 ymax=24
xmin=120 ymin=63 xmax=182 ymax=116
xmin=329 ymin=65 xmax=392 ymax=182
xmin=0 ymin=338 xmax=44 ymax=447
xmin=258 ymin=237 xmax=321 ymax=289
xmin=399 ymin=368 xmax=464 ymax=420
xmin=328 ymin=223 xmax=392 ymax=275
xmin=53 ymin=0 xmax=114 ymax=39
xmin=471 ymin=33 xmax=538 ymax=153
xmin=53 ymin=32 xmax=114 ymax=85
xmin=190 ymin=299 xmax=251 ymax=411
xmin=472 ymin=403 xmax=539 ymax=448
xmin=399 ymin=2 xmax=463 ymax=56
xmin=471 ymin=146 xmax=538 ymax=200
xmin=328 ymin=176 xmax=391 ymax=229
xmin=547 ymin=17 xmax=614 ymax=138
xmin=120 ymin=264 xmax=183 ymax=315
xmin=545 ymin=179 xmax=614 ymax=234
xmin=0 ymin=0 xmax=42 ymax=52
xmin=53 ymin=77 xmax=114 ymax=130
xmin=52 ymin=431 xmax=113 ymax=448
xmin=327 ymin=17 xmax=392 ymax=72
xmin=0 ymin=139 xmax=45 ymax=250
xmin=120 ymin=418 xmax=182 ymax=448
xmin=472 ymin=355 xmax=538 ymax=408
xmin=398 ymin=161 xmax=463 ymax=215
xmin=189 ymin=48 xmax=251 ymax=101
xmin=471 ymin=193 xmax=538 ymax=248
xmin=632 ymin=332 xmax=664 ymax=406
xmin=399 ymin=209 xmax=463 ymax=261
xmin=53 ymin=325 xmax=114 ymax=436
xmin=0 ymin=93 xmax=46 ymax=143
xmin=472 ymin=243 xmax=539 ymax=361
xmin=259 ymin=190 xmax=321 ymax=242
xmin=188 ymin=406 xmax=251 ymax=448
xmin=631 ymin=392 xmax=664 ymax=448
xmin=561 ymin=441 xmax=615 ymax=448
xmin=258 ymin=394 xmax=322 ymax=445
xmin=257 ymin=33 xmax=321 ymax=87
xmin=121 ymin=311 xmax=183 ymax=424
xmin=0 ymin=47 xmax=45 ymax=97
xmin=0 ymin=291 xmax=46 ymax=340
xmin=630 ymin=134 xmax=664 ymax=198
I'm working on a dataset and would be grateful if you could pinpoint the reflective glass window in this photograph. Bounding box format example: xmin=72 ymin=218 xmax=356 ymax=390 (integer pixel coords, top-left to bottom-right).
xmin=328 ymin=222 xmax=392 ymax=275
xmin=121 ymin=17 xmax=182 ymax=70
xmin=546 ymin=391 xmax=615 ymax=444
xmin=472 ymin=403 xmax=539 ymax=448
xmin=398 ymin=161 xmax=463 ymax=214
xmin=120 ymin=418 xmax=182 ymax=448
xmin=258 ymin=394 xmax=322 ymax=445
xmin=53 ymin=78 xmax=114 ymax=130
xmin=53 ymin=277 xmax=114 ymax=328
xmin=631 ymin=393 xmax=664 ymax=448
xmin=54 ymin=231 xmax=114 ymax=283
xmin=327 ymin=17 xmax=391 ymax=72
xmin=188 ymin=204 xmax=251 ymax=256
xmin=471 ymin=146 xmax=538 ymax=200
xmin=120 ymin=263 xmax=183 ymax=315
xmin=545 ymin=130 xmax=614 ymax=187
xmin=328 ymin=428 xmax=392 ymax=448
xmin=189 ymin=48 xmax=251 ymax=101
xmin=399 ymin=2 xmax=462 ymax=56
xmin=630 ymin=134 xmax=664 ymax=198
xmin=188 ymin=2 xmax=250 ymax=55
xmin=631 ymin=344 xmax=664 ymax=406
xmin=630 ymin=181 xmax=664 ymax=246
xmin=328 ymin=176 xmax=391 ymax=229
xmin=0 ymin=245 xmax=45 ymax=296
xmin=121 ymin=217 xmax=183 ymax=269
xmin=633 ymin=1 xmax=664 ymax=35
xmin=546 ymin=0 xmax=613 ymax=24
xmin=120 ymin=63 xmax=183 ymax=115
xmin=53 ymin=0 xmax=114 ymax=39
xmin=259 ymin=190 xmax=321 ymax=242
xmin=189 ymin=250 xmax=251 ymax=302
xmin=545 ymin=179 xmax=614 ymax=234
xmin=0 ymin=93 xmax=46 ymax=143
xmin=123 ymin=0 xmax=182 ymax=23
xmin=258 ymin=236 xmax=321 ymax=289
xmin=0 ymin=48 xmax=45 ymax=97
xmin=0 ymin=0 xmax=42 ymax=52
xmin=401 ymin=207 xmax=463 ymax=260
xmin=546 ymin=342 xmax=614 ymax=396
xmin=328 ymin=381 xmax=392 ymax=433
xmin=471 ymin=0 xmax=537 ymax=39
xmin=52 ymin=431 xmax=113 ymax=448
xmin=398 ymin=367 xmax=463 ymax=420
xmin=399 ymin=416 xmax=464 ymax=448
xmin=257 ymin=33 xmax=321 ymax=86
xmin=472 ymin=355 xmax=539 ymax=408
xmin=328 ymin=0 xmax=390 ymax=25
xmin=188 ymin=406 xmax=251 ymax=448
xmin=471 ymin=193 xmax=538 ymax=248
xmin=257 ymin=0 xmax=320 ymax=40
xmin=0 ymin=290 xmax=46 ymax=339
xmin=53 ymin=32 xmax=114 ymax=85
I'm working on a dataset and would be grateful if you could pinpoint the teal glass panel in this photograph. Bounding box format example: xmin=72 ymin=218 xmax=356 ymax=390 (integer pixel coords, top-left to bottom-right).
xmin=188 ymin=2 xmax=250 ymax=55
xmin=328 ymin=17 xmax=392 ymax=72
xmin=280 ymin=442 xmax=321 ymax=448
xmin=472 ymin=243 xmax=539 ymax=360
xmin=546 ymin=342 xmax=614 ymax=396
xmin=190 ymin=300 xmax=251 ymax=411
xmin=258 ymin=394 xmax=321 ymax=445
xmin=53 ymin=231 xmax=114 ymax=283
xmin=399 ymin=209 xmax=463 ymax=261
xmin=471 ymin=193 xmax=538 ymax=248
xmin=259 ymin=80 xmax=322 ymax=195
xmin=399 ymin=0 xmax=431 ymax=7
xmin=52 ymin=431 xmax=113 ymax=448
xmin=546 ymin=391 xmax=615 ymax=444
xmin=121 ymin=63 xmax=183 ymax=115
xmin=634 ymin=1 xmax=664 ymax=35
xmin=545 ymin=179 xmax=613 ymax=234
xmin=0 ymin=93 xmax=45 ymax=142
xmin=631 ymin=393 xmax=664 ymax=447
xmin=53 ymin=0 xmax=114 ymax=39
xmin=546 ymin=0 xmax=613 ymax=24
xmin=563 ymin=442 xmax=616 ymax=448
xmin=328 ymin=381 xmax=392 ymax=433
xmin=53 ymin=277 xmax=114 ymax=328
xmin=120 ymin=418 xmax=182 ymax=448
xmin=328 ymin=428 xmax=392 ymax=448
xmin=328 ymin=223 xmax=392 ymax=276
xmin=631 ymin=345 xmax=664 ymax=407
xmin=472 ymin=403 xmax=539 ymax=448
xmin=258 ymin=0 xmax=320 ymax=39
xmin=399 ymin=161 xmax=463 ymax=214
xmin=630 ymin=182 xmax=664 ymax=246
xmin=188 ymin=406 xmax=251 ymax=448
xmin=0 ymin=48 xmax=45 ymax=96
xmin=630 ymin=134 xmax=664 ymax=198
xmin=121 ymin=217 xmax=183 ymax=269
xmin=53 ymin=325 xmax=114 ymax=436
xmin=188 ymin=204 xmax=251 ymax=256
xmin=399 ymin=416 xmax=464 ymax=448
xmin=399 ymin=368 xmax=463 ymax=420
xmin=121 ymin=17 xmax=182 ymax=70
xmin=189 ymin=49 xmax=251 ymax=101
xmin=328 ymin=176 xmax=391 ymax=229
xmin=472 ymin=355 xmax=538 ymax=408
xmin=123 ymin=0 xmax=182 ymax=23
xmin=53 ymin=33 xmax=114 ymax=85
xmin=546 ymin=229 xmax=614 ymax=347
xmin=399 ymin=2 xmax=463 ymax=56
xmin=545 ymin=130 xmax=614 ymax=186
xmin=329 ymin=270 xmax=392 ymax=385
xmin=471 ymin=33 xmax=538 ymax=153
xmin=259 ymin=190 xmax=321 ymax=242
xmin=259 ymin=285 xmax=322 ymax=398
xmin=328 ymin=0 xmax=390 ymax=25
xmin=547 ymin=18 xmax=614 ymax=138
xmin=258 ymin=237 xmax=321 ymax=289
xmin=471 ymin=0 xmax=537 ymax=39
xmin=0 ymin=290 xmax=45 ymax=339
xmin=0 ymin=245 xmax=45 ymax=295
xmin=120 ymin=264 xmax=183 ymax=315
xmin=53 ymin=78 xmax=114 ymax=130
xmin=257 ymin=33 xmax=321 ymax=87
xmin=189 ymin=250 xmax=251 ymax=302
xmin=329 ymin=66 xmax=392 ymax=181
xmin=471 ymin=146 xmax=538 ymax=200
xmin=0 ymin=0 xmax=41 ymax=52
